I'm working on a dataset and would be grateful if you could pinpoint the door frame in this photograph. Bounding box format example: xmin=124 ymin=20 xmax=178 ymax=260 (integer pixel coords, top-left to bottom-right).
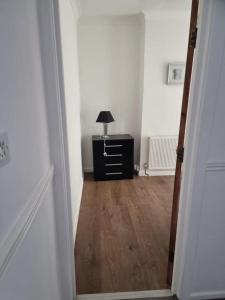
xmin=167 ymin=0 xmax=199 ymax=285
xmin=45 ymin=0 xmax=212 ymax=299
xmin=37 ymin=0 xmax=76 ymax=299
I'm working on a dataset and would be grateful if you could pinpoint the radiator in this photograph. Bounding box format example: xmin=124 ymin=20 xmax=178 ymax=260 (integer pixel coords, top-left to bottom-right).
xmin=148 ymin=136 xmax=178 ymax=171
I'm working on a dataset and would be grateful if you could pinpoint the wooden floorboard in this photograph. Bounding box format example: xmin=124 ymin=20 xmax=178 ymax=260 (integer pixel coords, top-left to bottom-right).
xmin=131 ymin=297 xmax=177 ymax=300
xmin=75 ymin=174 xmax=174 ymax=294
xmin=132 ymin=298 xmax=177 ymax=300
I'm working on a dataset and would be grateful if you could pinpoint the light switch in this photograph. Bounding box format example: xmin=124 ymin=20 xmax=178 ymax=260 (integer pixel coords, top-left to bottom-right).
xmin=0 ymin=132 xmax=10 ymax=167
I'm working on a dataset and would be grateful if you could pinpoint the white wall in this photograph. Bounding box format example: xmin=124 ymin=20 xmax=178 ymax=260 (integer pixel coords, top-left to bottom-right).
xmin=58 ymin=0 xmax=83 ymax=241
xmin=79 ymin=0 xmax=192 ymax=16
xmin=78 ymin=15 xmax=145 ymax=171
xmin=0 ymin=0 xmax=61 ymax=299
xmin=139 ymin=12 xmax=190 ymax=171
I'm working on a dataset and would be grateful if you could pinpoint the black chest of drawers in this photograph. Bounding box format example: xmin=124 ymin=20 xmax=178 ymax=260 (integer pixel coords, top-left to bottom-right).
xmin=92 ymin=134 xmax=134 ymax=181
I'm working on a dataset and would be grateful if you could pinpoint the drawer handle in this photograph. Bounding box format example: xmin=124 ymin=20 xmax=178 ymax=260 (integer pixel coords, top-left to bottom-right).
xmin=105 ymin=163 xmax=123 ymax=166
xmin=105 ymin=144 xmax=123 ymax=148
xmin=104 ymin=154 xmax=123 ymax=157
xmin=105 ymin=172 xmax=123 ymax=175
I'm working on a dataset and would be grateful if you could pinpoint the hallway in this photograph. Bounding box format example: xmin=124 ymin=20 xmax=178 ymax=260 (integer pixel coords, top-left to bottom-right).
xmin=75 ymin=175 xmax=174 ymax=294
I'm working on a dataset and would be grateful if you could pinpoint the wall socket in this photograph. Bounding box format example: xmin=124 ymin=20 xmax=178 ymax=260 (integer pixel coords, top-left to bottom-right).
xmin=144 ymin=162 xmax=148 ymax=169
xmin=0 ymin=132 xmax=10 ymax=167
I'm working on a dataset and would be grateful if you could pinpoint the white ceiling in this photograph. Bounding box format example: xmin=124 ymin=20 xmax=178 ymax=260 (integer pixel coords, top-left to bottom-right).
xmin=77 ymin=0 xmax=192 ymax=16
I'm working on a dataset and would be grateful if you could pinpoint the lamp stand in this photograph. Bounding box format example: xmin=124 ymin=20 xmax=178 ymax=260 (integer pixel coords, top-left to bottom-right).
xmin=102 ymin=123 xmax=109 ymax=138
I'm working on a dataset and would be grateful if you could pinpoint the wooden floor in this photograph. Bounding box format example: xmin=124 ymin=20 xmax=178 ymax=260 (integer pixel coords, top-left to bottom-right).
xmin=75 ymin=174 xmax=174 ymax=294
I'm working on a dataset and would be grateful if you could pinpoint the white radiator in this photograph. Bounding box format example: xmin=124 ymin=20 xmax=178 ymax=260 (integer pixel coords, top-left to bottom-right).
xmin=148 ymin=135 xmax=178 ymax=175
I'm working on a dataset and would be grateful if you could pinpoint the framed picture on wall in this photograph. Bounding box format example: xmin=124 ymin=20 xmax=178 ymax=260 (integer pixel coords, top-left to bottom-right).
xmin=167 ymin=63 xmax=185 ymax=85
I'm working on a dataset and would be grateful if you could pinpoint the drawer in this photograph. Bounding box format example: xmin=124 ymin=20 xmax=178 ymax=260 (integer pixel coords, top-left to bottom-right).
xmin=104 ymin=147 xmax=125 ymax=156
xmin=104 ymin=171 xmax=127 ymax=179
xmin=94 ymin=162 xmax=133 ymax=180
xmin=104 ymin=155 xmax=133 ymax=168
xmin=104 ymin=156 xmax=125 ymax=165
xmin=93 ymin=141 xmax=132 ymax=158
xmin=104 ymin=162 xmax=124 ymax=169
xmin=104 ymin=139 xmax=132 ymax=147
xmin=104 ymin=164 xmax=124 ymax=174
xmin=104 ymin=141 xmax=133 ymax=156
xmin=95 ymin=168 xmax=133 ymax=181
xmin=104 ymin=158 xmax=133 ymax=169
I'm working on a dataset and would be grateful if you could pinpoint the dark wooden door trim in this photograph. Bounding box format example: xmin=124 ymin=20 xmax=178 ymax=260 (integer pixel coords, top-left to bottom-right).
xmin=167 ymin=0 xmax=199 ymax=285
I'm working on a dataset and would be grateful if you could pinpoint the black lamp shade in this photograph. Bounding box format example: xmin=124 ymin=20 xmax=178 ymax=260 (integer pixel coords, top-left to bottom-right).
xmin=96 ymin=111 xmax=114 ymax=123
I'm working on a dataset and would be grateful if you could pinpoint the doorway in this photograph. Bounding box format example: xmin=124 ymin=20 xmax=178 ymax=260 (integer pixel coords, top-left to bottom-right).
xmin=75 ymin=0 xmax=198 ymax=296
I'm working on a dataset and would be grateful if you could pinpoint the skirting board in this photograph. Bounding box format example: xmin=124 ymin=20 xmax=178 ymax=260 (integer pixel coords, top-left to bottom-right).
xmin=77 ymin=289 xmax=173 ymax=300
xmin=190 ymin=290 xmax=225 ymax=299
xmin=139 ymin=169 xmax=175 ymax=176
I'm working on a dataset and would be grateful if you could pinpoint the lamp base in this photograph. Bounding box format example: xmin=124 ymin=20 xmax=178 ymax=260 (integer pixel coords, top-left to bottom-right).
xmin=100 ymin=135 xmax=109 ymax=139
xmin=103 ymin=123 xmax=108 ymax=137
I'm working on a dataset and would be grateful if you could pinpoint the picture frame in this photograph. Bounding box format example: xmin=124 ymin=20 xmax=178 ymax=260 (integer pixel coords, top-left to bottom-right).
xmin=167 ymin=63 xmax=185 ymax=85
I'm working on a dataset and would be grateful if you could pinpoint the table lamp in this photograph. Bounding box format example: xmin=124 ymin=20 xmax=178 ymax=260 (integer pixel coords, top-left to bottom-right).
xmin=96 ymin=111 xmax=114 ymax=138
